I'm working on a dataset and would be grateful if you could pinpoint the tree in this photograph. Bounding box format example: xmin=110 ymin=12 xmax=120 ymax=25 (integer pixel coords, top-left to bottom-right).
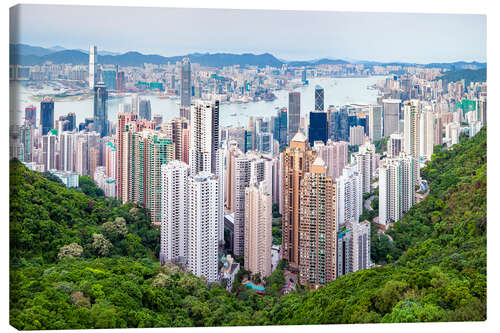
xmin=57 ymin=243 xmax=83 ymax=259
xmin=90 ymin=234 xmax=112 ymax=256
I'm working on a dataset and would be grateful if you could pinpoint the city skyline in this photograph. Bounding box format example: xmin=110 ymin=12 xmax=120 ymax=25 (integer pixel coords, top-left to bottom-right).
xmin=10 ymin=4 xmax=486 ymax=63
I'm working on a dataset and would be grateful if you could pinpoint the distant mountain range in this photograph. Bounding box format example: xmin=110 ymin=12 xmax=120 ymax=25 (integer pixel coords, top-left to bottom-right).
xmin=10 ymin=43 xmax=487 ymax=70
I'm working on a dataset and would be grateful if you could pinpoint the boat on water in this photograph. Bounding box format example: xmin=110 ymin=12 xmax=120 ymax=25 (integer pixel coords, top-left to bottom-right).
xmin=230 ymin=113 xmax=237 ymax=116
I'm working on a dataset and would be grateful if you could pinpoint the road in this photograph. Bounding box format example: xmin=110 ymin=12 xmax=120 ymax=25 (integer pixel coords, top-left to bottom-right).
xmin=364 ymin=195 xmax=375 ymax=211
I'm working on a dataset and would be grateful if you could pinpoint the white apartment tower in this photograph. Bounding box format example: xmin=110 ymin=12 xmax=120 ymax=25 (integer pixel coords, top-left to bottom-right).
xmin=336 ymin=163 xmax=363 ymax=230
xmin=420 ymin=108 xmax=435 ymax=160
xmin=369 ymin=104 xmax=382 ymax=142
xmin=160 ymin=161 xmax=190 ymax=265
xmin=403 ymin=100 xmax=421 ymax=182
xmin=379 ymin=153 xmax=416 ymax=226
xmin=187 ymin=172 xmax=219 ymax=283
xmin=352 ymin=142 xmax=376 ymax=194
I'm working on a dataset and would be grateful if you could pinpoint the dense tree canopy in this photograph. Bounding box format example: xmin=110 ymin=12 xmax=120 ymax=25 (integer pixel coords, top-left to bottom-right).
xmin=9 ymin=127 xmax=486 ymax=329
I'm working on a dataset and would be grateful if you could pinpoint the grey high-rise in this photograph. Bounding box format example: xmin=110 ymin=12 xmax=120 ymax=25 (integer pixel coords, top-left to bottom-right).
xmin=315 ymin=85 xmax=324 ymax=111
xmin=93 ymin=82 xmax=108 ymax=137
xmin=180 ymin=58 xmax=191 ymax=108
xmin=288 ymin=92 xmax=300 ymax=141
xmin=139 ymin=99 xmax=152 ymax=121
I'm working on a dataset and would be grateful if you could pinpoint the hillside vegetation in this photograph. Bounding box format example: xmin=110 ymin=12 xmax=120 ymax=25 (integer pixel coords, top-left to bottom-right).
xmin=9 ymin=127 xmax=486 ymax=329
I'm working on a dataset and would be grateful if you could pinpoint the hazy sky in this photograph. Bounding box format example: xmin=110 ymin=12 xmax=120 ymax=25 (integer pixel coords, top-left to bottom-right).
xmin=10 ymin=4 xmax=486 ymax=63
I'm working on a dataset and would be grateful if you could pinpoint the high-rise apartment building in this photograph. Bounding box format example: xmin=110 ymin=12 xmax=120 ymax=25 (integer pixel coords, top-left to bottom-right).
xmin=288 ymin=92 xmax=301 ymax=141
xmin=352 ymin=142 xmax=376 ymax=194
xmin=298 ymin=156 xmax=336 ymax=287
xmin=387 ymin=133 xmax=403 ymax=158
xmin=244 ymin=182 xmax=272 ymax=278
xmin=187 ymin=172 xmax=219 ymax=283
xmin=160 ymin=161 xmax=189 ymax=265
xmin=282 ymin=132 xmax=316 ymax=270
xmin=161 ymin=117 xmax=189 ymax=162
xmin=42 ymin=130 xmax=58 ymax=171
xmin=336 ymin=163 xmax=363 ymax=229
xmin=379 ymin=153 xmax=416 ymax=226
xmin=349 ymin=125 xmax=365 ymax=146
xmin=313 ymin=139 xmax=348 ymax=180
xmin=420 ymin=108 xmax=435 ymax=160
xmin=403 ymin=100 xmax=421 ymax=182
xmin=89 ymin=45 xmax=98 ymax=89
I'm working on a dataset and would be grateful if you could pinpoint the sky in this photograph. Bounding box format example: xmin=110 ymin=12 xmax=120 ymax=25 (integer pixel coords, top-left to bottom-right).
xmin=10 ymin=4 xmax=486 ymax=63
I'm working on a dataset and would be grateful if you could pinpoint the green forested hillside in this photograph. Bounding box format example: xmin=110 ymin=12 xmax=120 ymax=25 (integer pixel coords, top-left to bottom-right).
xmin=9 ymin=127 xmax=486 ymax=329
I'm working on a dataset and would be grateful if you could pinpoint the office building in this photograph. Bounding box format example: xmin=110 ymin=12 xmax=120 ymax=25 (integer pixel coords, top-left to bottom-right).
xmin=382 ymin=99 xmax=401 ymax=137
xmin=369 ymin=104 xmax=382 ymax=142
xmin=25 ymin=105 xmax=36 ymax=126
xmin=40 ymin=97 xmax=54 ymax=135
xmin=89 ymin=45 xmax=97 ymax=89
xmin=93 ymin=82 xmax=108 ymax=137
xmin=288 ymin=92 xmax=301 ymax=141
xmin=315 ymin=85 xmax=324 ymax=111
xmin=272 ymin=107 xmax=288 ymax=150
xmin=298 ymin=156 xmax=337 ymax=287
xmin=282 ymin=132 xmax=316 ymax=270
xmin=139 ymin=99 xmax=152 ymax=121
xmin=244 ymin=181 xmax=272 ymax=278
xmin=330 ymin=108 xmax=349 ymax=142
xmin=180 ymin=58 xmax=191 ymax=108
xmin=308 ymin=111 xmax=328 ymax=146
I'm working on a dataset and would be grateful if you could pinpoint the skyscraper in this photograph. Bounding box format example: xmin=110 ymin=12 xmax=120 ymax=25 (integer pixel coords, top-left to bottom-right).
xmin=42 ymin=130 xmax=57 ymax=172
xmin=24 ymin=105 xmax=36 ymax=126
xmin=93 ymin=82 xmax=108 ymax=137
xmin=282 ymin=132 xmax=316 ymax=270
xmin=420 ymin=108 xmax=435 ymax=160
xmin=352 ymin=142 xmax=376 ymax=195
xmin=308 ymin=111 xmax=328 ymax=146
xmin=89 ymin=45 xmax=97 ymax=89
xmin=387 ymin=133 xmax=403 ymax=158
xmin=244 ymin=181 xmax=272 ymax=278
xmin=299 ymin=156 xmax=337 ymax=287
xmin=336 ymin=163 xmax=363 ymax=229
xmin=382 ymin=99 xmax=401 ymax=137
xmin=349 ymin=125 xmax=365 ymax=146
xmin=288 ymin=92 xmax=301 ymax=141
xmin=315 ymin=85 xmax=324 ymax=111
xmin=40 ymin=97 xmax=54 ymax=135
xmin=369 ymin=104 xmax=382 ymax=142
xmin=379 ymin=153 xmax=416 ymax=226
xmin=180 ymin=58 xmax=192 ymax=109
xmin=160 ymin=161 xmax=189 ymax=265
xmin=313 ymin=139 xmax=348 ymax=180
xmin=187 ymin=172 xmax=219 ymax=283
xmin=403 ymin=100 xmax=421 ymax=181
xmin=189 ymin=100 xmax=220 ymax=175
xmin=139 ymin=99 xmax=152 ymax=121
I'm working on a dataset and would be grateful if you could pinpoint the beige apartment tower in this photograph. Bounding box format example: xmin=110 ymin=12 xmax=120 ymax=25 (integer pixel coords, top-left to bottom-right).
xmin=282 ymin=132 xmax=316 ymax=271
xmin=298 ymin=156 xmax=337 ymax=287
xmin=244 ymin=182 xmax=272 ymax=278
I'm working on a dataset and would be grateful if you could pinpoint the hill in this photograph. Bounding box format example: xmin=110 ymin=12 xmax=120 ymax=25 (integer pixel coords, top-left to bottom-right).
xmin=433 ymin=68 xmax=487 ymax=85
xmin=9 ymin=127 xmax=486 ymax=329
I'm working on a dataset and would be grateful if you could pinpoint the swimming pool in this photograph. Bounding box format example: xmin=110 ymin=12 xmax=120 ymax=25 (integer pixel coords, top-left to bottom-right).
xmin=244 ymin=282 xmax=265 ymax=291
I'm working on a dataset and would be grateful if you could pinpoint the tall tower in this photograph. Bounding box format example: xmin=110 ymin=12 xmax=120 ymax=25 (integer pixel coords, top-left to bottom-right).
xmin=382 ymin=99 xmax=401 ymax=137
xmin=299 ymin=156 xmax=336 ymax=287
xmin=282 ymin=132 xmax=316 ymax=270
xmin=314 ymin=85 xmax=324 ymax=111
xmin=308 ymin=111 xmax=328 ymax=146
xmin=160 ymin=161 xmax=189 ymax=265
xmin=40 ymin=97 xmax=54 ymax=136
xmin=313 ymin=139 xmax=348 ymax=180
xmin=336 ymin=163 xmax=363 ymax=229
xmin=352 ymin=142 xmax=376 ymax=195
xmin=403 ymin=100 xmax=421 ymax=182
xmin=89 ymin=45 xmax=97 ymax=89
xmin=189 ymin=100 xmax=219 ymax=175
xmin=93 ymin=81 xmax=108 ymax=137
xmin=188 ymin=172 xmax=219 ymax=283
xmin=180 ymin=58 xmax=192 ymax=116
xmin=244 ymin=181 xmax=272 ymax=278
xmin=369 ymin=104 xmax=382 ymax=142
xmin=288 ymin=92 xmax=301 ymax=141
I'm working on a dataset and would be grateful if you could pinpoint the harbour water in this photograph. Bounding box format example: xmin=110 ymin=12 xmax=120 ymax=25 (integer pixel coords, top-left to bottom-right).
xmin=11 ymin=76 xmax=384 ymax=128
